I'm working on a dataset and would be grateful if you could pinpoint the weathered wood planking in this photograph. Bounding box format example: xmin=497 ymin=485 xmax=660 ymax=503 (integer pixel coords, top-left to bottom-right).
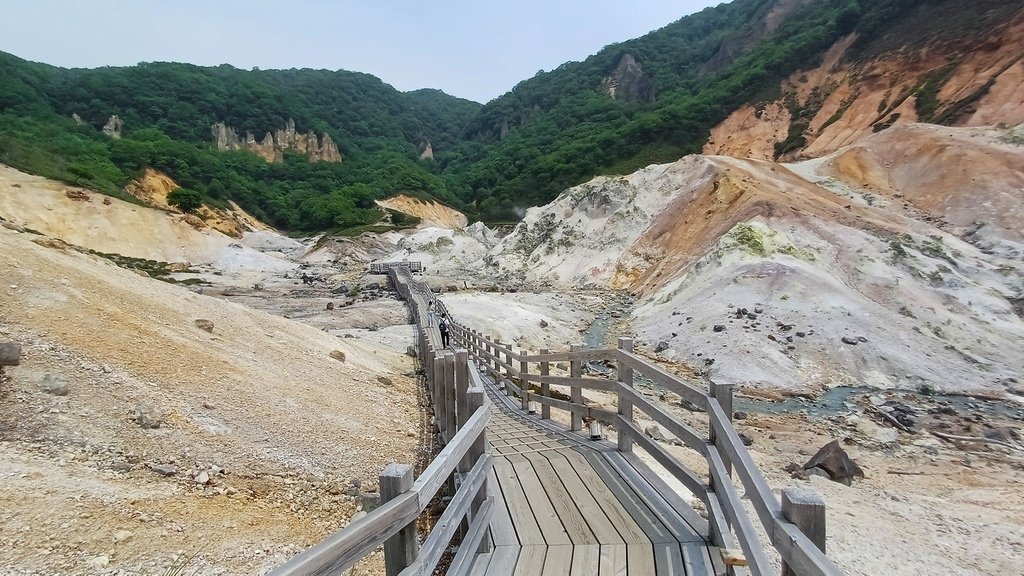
xmin=492 ymin=458 xmax=546 ymax=546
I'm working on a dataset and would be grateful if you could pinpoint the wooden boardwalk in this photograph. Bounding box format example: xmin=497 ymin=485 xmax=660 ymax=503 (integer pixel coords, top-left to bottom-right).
xmin=470 ymin=375 xmax=718 ymax=576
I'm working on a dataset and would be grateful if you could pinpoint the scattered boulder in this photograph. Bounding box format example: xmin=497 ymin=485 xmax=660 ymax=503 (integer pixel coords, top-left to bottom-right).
xmin=40 ymin=373 xmax=69 ymax=396
xmin=654 ymin=341 xmax=669 ymax=353
xmin=134 ymin=403 xmax=163 ymax=429
xmin=738 ymin=432 xmax=754 ymax=446
xmin=377 ymin=376 xmax=393 ymax=387
xmin=112 ymin=530 xmax=134 ymax=544
xmin=539 ymin=319 xmax=549 ymax=328
xmin=149 ymin=464 xmax=177 ymax=477
xmin=841 ymin=336 xmax=859 ymax=345
xmin=644 ymin=425 xmax=668 ymax=442
xmin=803 ymin=440 xmax=864 ymax=485
xmin=194 ymin=470 xmax=211 ymax=485
xmin=733 ymin=411 xmax=748 ymax=420
xmin=194 ymin=319 xmax=215 ymax=333
xmin=358 ymin=492 xmax=381 ymax=512
xmin=406 ymin=346 xmax=418 ymax=358
xmin=330 ymin=350 xmax=347 ymax=362
xmin=326 ymin=302 xmax=335 ymax=310
xmin=65 ymin=189 xmax=90 ymax=201
xmin=0 ymin=342 xmax=22 ymax=366
xmin=713 ymin=325 xmax=726 ymax=333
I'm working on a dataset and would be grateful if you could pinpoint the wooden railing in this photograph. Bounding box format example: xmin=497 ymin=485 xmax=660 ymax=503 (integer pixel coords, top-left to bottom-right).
xmin=447 ymin=316 xmax=844 ymax=576
xmin=269 ymin=269 xmax=490 ymax=576
xmin=369 ymin=261 xmax=424 ymax=274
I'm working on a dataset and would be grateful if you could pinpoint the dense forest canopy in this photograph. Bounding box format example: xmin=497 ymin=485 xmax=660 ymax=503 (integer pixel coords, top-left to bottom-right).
xmin=1 ymin=0 xmax=1019 ymax=228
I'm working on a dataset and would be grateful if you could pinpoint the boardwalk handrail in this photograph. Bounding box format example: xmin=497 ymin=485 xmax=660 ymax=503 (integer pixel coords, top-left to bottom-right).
xmin=444 ymin=300 xmax=844 ymax=576
xmin=269 ymin=268 xmax=491 ymax=576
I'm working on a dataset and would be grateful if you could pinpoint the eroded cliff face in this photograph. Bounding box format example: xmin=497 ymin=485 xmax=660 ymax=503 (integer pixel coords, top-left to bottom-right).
xmin=602 ymin=54 xmax=656 ymax=104
xmin=705 ymin=12 xmax=1024 ymax=161
xmin=211 ymin=119 xmax=341 ymax=163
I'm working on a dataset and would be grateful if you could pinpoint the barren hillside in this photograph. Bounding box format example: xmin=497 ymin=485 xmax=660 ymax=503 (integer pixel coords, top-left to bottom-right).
xmin=405 ymin=123 xmax=1024 ymax=398
xmin=0 ymin=169 xmax=422 ymax=574
xmin=706 ymin=9 xmax=1024 ymax=160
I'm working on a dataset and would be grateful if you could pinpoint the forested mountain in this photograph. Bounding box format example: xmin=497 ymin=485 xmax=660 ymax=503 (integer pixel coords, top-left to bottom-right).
xmin=1 ymin=0 xmax=1021 ymax=228
xmin=0 ymin=53 xmax=480 ymax=230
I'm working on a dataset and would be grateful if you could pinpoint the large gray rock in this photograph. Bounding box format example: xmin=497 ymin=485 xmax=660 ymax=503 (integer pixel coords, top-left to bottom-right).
xmin=0 ymin=342 xmax=21 ymax=366
xmin=803 ymin=440 xmax=865 ymax=485
xmin=134 ymin=403 xmax=163 ymax=429
xmin=40 ymin=373 xmax=68 ymax=396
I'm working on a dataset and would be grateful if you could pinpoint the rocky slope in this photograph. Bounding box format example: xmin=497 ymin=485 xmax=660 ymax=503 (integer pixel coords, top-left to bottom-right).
xmin=401 ymin=123 xmax=1024 ymax=398
xmin=212 ymin=119 xmax=342 ymax=163
xmin=705 ymin=7 xmax=1024 ymax=160
xmin=375 ymin=194 xmax=469 ymax=229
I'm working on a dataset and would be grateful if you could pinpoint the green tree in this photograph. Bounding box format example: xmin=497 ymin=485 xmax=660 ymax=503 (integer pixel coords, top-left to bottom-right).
xmin=167 ymin=188 xmax=203 ymax=213
xmin=67 ymin=163 xmax=94 ymax=184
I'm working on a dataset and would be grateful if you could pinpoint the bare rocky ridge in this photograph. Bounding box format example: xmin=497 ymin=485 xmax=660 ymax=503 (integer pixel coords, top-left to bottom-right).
xmin=705 ymin=11 xmax=1024 ymax=160
xmin=211 ymin=119 xmax=342 ymax=163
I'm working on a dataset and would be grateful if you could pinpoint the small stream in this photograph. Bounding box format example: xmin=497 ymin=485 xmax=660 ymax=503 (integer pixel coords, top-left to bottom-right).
xmin=578 ymin=302 xmax=1024 ymax=419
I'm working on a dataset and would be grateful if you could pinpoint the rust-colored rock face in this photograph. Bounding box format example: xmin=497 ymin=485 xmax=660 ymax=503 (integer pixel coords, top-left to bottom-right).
xmin=705 ymin=13 xmax=1024 ymax=161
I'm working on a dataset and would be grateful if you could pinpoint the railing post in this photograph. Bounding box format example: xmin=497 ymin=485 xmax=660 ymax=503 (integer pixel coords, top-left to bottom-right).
xmin=710 ymin=380 xmax=734 ymax=476
xmin=381 ymin=463 xmax=417 ymax=576
xmin=432 ymin=347 xmax=444 ymax=440
xmin=570 ymin=344 xmax=583 ymax=432
xmin=519 ymin=349 xmax=529 ymax=411
xmin=443 ymin=351 xmax=456 ymax=444
xmin=466 ymin=388 xmax=492 ymax=553
xmin=455 ymin=350 xmax=470 ymax=438
xmin=781 ymin=487 xmax=827 ymax=576
xmin=539 ymin=349 xmax=550 ymax=419
xmin=503 ymin=347 xmax=513 ymax=396
xmin=616 ymin=337 xmax=634 ymax=453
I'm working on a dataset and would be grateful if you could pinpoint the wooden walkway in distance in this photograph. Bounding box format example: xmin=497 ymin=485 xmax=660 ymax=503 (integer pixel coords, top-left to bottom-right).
xmin=470 ymin=374 xmax=719 ymax=576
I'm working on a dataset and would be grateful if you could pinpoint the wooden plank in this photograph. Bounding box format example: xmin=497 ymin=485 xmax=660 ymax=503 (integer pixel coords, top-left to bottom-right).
xmin=572 ymin=448 xmax=677 ymax=545
xmin=445 ymin=498 xmax=493 ymax=576
xmin=526 ymin=392 xmax=618 ymax=424
xmin=625 ymin=544 xmax=655 ymax=576
xmin=540 ymin=546 xmax=573 ymax=576
xmin=480 ymin=545 xmax=520 ymax=576
xmin=521 ymin=372 xmax=620 ymax=392
xmin=522 ymin=349 xmax=617 ymax=363
xmin=617 ymin=385 xmax=707 ymax=453
xmin=492 ymin=458 xmax=546 ymax=546
xmin=599 ymin=451 xmax=705 ymax=544
xmin=413 ymin=404 xmax=490 ymax=510
xmin=487 ymin=468 xmax=519 ymax=547
xmin=512 ymin=545 xmax=546 ymax=576
xmin=652 ymin=542 xmax=687 ymax=576
xmin=705 ymin=447 xmax=771 ymax=576
xmin=681 ymin=542 xmax=715 ymax=576
xmin=542 ymin=451 xmax=628 ymax=545
xmin=616 ymin=416 xmax=709 ymax=499
xmin=569 ymin=544 xmax=600 ymax=576
xmin=599 ymin=544 xmax=627 ymax=576
xmin=772 ymin=521 xmax=843 ymax=576
xmin=381 ymin=464 xmax=417 ymax=576
xmin=405 ymin=455 xmax=491 ymax=576
xmin=705 ymin=399 xmax=781 ymax=535
xmin=618 ymin=451 xmax=710 ymax=538
xmin=552 ymin=450 xmax=650 ymax=545
xmin=522 ymin=451 xmax=598 ymax=545
xmin=466 ymin=551 xmax=491 ymax=576
xmin=269 ymin=491 xmax=420 ymax=576
xmin=615 ymin=350 xmax=707 ymax=409
xmin=504 ymin=454 xmax=572 ymax=546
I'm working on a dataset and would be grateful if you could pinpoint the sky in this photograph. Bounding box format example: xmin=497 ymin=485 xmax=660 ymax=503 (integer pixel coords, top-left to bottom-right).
xmin=2 ymin=0 xmax=723 ymax=103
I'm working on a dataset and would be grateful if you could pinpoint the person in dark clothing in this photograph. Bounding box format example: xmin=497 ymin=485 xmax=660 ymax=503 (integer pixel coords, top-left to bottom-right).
xmin=439 ymin=317 xmax=450 ymax=348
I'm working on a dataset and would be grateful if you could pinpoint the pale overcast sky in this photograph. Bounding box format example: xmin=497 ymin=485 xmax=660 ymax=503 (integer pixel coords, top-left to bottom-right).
xmin=2 ymin=0 xmax=722 ymax=103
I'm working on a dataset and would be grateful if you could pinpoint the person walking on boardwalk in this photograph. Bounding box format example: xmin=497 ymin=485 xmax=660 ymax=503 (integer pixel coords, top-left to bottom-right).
xmin=439 ymin=316 xmax=451 ymax=348
xmin=427 ymin=300 xmax=436 ymax=326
